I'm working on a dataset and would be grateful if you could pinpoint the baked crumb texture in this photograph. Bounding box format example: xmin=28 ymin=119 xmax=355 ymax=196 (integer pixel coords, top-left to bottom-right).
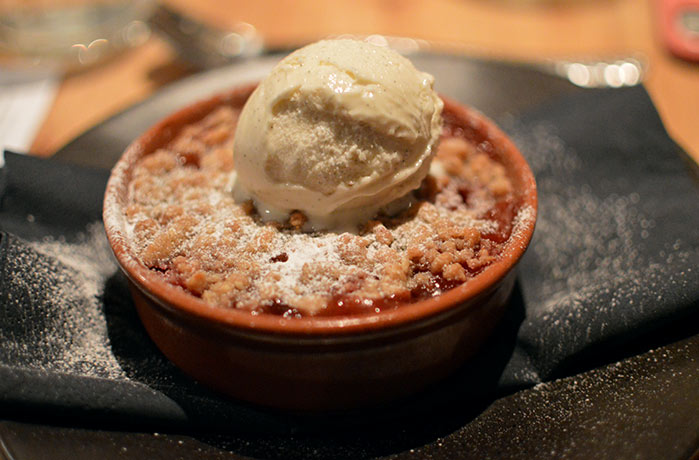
xmin=125 ymin=105 xmax=519 ymax=317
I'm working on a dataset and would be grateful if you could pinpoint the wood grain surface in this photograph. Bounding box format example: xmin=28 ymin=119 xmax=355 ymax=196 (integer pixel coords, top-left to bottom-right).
xmin=29 ymin=0 xmax=699 ymax=163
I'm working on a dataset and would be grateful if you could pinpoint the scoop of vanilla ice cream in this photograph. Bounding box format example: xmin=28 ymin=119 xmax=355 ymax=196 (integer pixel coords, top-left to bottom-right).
xmin=233 ymin=39 xmax=443 ymax=229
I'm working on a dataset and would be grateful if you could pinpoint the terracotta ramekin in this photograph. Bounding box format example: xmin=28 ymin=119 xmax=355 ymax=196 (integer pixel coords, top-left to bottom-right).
xmin=103 ymin=84 xmax=537 ymax=411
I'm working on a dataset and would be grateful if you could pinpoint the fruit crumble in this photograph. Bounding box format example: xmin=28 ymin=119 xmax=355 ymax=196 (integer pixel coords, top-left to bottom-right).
xmin=123 ymin=103 xmax=529 ymax=317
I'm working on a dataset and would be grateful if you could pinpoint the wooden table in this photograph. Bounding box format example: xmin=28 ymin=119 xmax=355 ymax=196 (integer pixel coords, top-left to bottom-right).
xmin=30 ymin=0 xmax=699 ymax=163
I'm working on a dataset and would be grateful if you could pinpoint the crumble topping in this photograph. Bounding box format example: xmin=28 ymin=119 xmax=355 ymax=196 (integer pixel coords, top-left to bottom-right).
xmin=123 ymin=105 xmax=522 ymax=316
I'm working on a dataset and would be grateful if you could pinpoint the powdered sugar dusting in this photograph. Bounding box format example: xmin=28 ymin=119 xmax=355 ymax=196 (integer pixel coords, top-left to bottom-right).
xmin=511 ymin=204 xmax=536 ymax=248
xmin=267 ymin=234 xmax=344 ymax=290
xmin=425 ymin=337 xmax=699 ymax=460
xmin=1 ymin=223 xmax=126 ymax=379
xmin=504 ymin=119 xmax=698 ymax=373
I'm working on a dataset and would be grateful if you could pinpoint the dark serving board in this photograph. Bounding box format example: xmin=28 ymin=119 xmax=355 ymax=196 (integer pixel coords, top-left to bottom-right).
xmin=1 ymin=52 xmax=697 ymax=460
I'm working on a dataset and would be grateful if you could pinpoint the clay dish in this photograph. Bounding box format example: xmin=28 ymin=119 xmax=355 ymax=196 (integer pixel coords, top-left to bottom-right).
xmin=103 ymin=84 xmax=537 ymax=411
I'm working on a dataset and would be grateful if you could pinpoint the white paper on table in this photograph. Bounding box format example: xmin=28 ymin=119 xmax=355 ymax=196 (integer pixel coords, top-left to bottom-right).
xmin=0 ymin=71 xmax=59 ymax=167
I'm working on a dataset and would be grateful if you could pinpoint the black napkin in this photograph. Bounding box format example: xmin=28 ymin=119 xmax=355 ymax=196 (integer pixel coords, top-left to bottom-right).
xmin=1 ymin=85 xmax=698 ymax=434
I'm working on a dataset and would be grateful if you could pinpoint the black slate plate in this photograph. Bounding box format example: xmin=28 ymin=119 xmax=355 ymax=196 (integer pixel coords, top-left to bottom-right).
xmin=51 ymin=53 xmax=577 ymax=169
xmin=2 ymin=52 xmax=698 ymax=459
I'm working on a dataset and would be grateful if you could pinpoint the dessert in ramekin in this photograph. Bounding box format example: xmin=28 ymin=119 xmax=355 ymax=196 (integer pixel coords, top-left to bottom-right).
xmin=103 ymin=41 xmax=536 ymax=410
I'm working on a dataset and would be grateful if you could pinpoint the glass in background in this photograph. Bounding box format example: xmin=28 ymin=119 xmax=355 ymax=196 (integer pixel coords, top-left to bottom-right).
xmin=0 ymin=0 xmax=155 ymax=72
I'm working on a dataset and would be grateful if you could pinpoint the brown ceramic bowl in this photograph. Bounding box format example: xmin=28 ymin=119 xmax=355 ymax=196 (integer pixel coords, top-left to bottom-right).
xmin=103 ymin=84 xmax=537 ymax=411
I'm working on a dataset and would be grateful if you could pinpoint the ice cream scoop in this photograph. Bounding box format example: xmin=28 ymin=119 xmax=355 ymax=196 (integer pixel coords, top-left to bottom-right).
xmin=233 ymin=39 xmax=443 ymax=229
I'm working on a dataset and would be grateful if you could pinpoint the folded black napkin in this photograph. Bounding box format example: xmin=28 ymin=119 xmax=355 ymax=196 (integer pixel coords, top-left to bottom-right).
xmin=1 ymin=85 xmax=697 ymax=435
